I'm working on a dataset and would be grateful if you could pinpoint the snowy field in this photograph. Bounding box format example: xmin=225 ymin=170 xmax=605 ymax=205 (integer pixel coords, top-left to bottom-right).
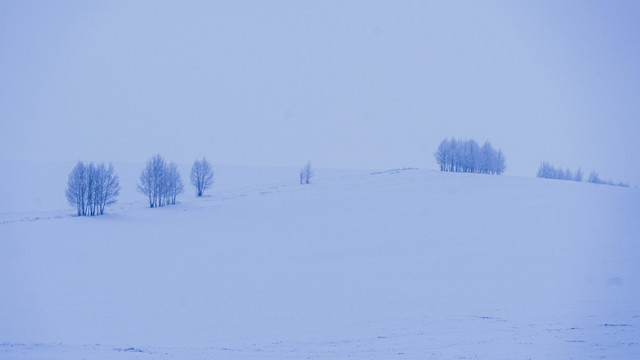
xmin=1 ymin=162 xmax=639 ymax=359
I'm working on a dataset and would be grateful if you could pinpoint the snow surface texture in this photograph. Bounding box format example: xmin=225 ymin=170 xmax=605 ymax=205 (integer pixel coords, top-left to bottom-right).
xmin=1 ymin=162 xmax=639 ymax=359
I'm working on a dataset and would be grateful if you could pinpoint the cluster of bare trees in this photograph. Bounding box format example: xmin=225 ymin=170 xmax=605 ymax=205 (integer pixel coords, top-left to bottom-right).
xmin=537 ymin=162 xmax=583 ymax=182
xmin=66 ymin=162 xmax=121 ymax=216
xmin=299 ymin=161 xmax=313 ymax=184
xmin=137 ymin=154 xmax=184 ymax=208
xmin=190 ymin=157 xmax=214 ymax=196
xmin=587 ymin=171 xmax=629 ymax=187
xmin=434 ymin=138 xmax=506 ymax=175
xmin=537 ymin=162 xmax=628 ymax=187
xmin=66 ymin=155 xmax=218 ymax=215
xmin=64 ymin=150 xmax=632 ymax=218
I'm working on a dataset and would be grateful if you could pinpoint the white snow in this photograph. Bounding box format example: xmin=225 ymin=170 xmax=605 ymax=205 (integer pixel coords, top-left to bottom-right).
xmin=1 ymin=162 xmax=639 ymax=359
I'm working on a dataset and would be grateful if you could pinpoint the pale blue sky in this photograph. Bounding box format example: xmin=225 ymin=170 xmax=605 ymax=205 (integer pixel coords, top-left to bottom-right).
xmin=1 ymin=1 xmax=639 ymax=185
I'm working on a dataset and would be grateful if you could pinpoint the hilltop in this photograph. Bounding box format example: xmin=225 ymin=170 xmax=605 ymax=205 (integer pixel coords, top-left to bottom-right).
xmin=1 ymin=162 xmax=639 ymax=359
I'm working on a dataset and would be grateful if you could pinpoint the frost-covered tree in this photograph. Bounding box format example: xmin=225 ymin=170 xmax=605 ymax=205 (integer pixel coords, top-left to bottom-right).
xmin=66 ymin=162 xmax=87 ymax=216
xmin=493 ymin=149 xmax=506 ymax=175
xmin=138 ymin=160 xmax=156 ymax=208
xmin=434 ymin=140 xmax=448 ymax=172
xmin=537 ymin=162 xmax=555 ymax=179
xmin=479 ymin=141 xmax=495 ymax=174
xmin=538 ymin=164 xmax=627 ymax=187
xmin=586 ymin=171 xmax=626 ymax=186
xmin=138 ymin=154 xmax=165 ymax=208
xmin=190 ymin=157 xmax=214 ymax=197
xmin=165 ymin=162 xmax=184 ymax=205
xmin=461 ymin=139 xmax=479 ymax=173
xmin=138 ymin=154 xmax=183 ymax=208
xmin=93 ymin=163 xmax=120 ymax=215
xmin=66 ymin=161 xmax=120 ymax=216
xmin=587 ymin=171 xmax=602 ymax=184
xmin=434 ymin=137 xmax=505 ymax=175
xmin=537 ymin=162 xmax=583 ymax=182
xmin=300 ymin=161 xmax=313 ymax=184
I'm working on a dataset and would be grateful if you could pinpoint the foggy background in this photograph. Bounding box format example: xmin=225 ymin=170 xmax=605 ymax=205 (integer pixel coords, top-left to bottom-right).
xmin=1 ymin=0 xmax=639 ymax=185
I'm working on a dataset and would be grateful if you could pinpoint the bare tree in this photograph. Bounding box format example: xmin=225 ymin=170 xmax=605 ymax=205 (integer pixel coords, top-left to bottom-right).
xmin=479 ymin=141 xmax=495 ymax=174
xmin=138 ymin=154 xmax=166 ymax=208
xmin=138 ymin=160 xmax=155 ymax=208
xmin=588 ymin=171 xmax=602 ymax=184
xmin=96 ymin=163 xmax=121 ymax=215
xmin=435 ymin=138 xmax=506 ymax=175
xmin=537 ymin=162 xmax=585 ymax=182
xmin=300 ymin=161 xmax=313 ymax=184
xmin=165 ymin=162 xmax=184 ymax=205
xmin=434 ymin=140 xmax=447 ymax=172
xmin=494 ymin=149 xmax=506 ymax=175
xmin=66 ymin=162 xmax=87 ymax=216
xmin=137 ymin=155 xmax=183 ymax=207
xmin=190 ymin=157 xmax=214 ymax=196
xmin=66 ymin=161 xmax=120 ymax=216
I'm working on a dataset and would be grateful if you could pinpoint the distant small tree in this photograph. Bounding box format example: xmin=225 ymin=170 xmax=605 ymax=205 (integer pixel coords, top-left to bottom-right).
xmin=190 ymin=157 xmax=214 ymax=196
xmin=300 ymin=161 xmax=313 ymax=184
xmin=587 ymin=171 xmax=602 ymax=184
xmin=537 ymin=162 xmax=556 ymax=179
xmin=575 ymin=168 xmax=583 ymax=182
xmin=494 ymin=149 xmax=506 ymax=175
xmin=66 ymin=161 xmax=120 ymax=216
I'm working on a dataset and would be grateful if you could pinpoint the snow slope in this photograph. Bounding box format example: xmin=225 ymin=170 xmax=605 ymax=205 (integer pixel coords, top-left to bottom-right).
xmin=1 ymin=162 xmax=639 ymax=359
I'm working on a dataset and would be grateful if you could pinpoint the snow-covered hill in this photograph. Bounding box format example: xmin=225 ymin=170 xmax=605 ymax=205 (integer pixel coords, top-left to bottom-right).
xmin=1 ymin=162 xmax=639 ymax=359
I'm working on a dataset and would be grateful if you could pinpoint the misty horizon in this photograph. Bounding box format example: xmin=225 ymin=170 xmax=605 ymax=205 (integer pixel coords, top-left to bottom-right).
xmin=2 ymin=1 xmax=639 ymax=185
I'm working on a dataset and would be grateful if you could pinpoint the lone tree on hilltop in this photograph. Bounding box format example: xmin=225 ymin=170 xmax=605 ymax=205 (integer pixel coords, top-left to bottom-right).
xmin=66 ymin=161 xmax=120 ymax=216
xmin=190 ymin=157 xmax=214 ymax=196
